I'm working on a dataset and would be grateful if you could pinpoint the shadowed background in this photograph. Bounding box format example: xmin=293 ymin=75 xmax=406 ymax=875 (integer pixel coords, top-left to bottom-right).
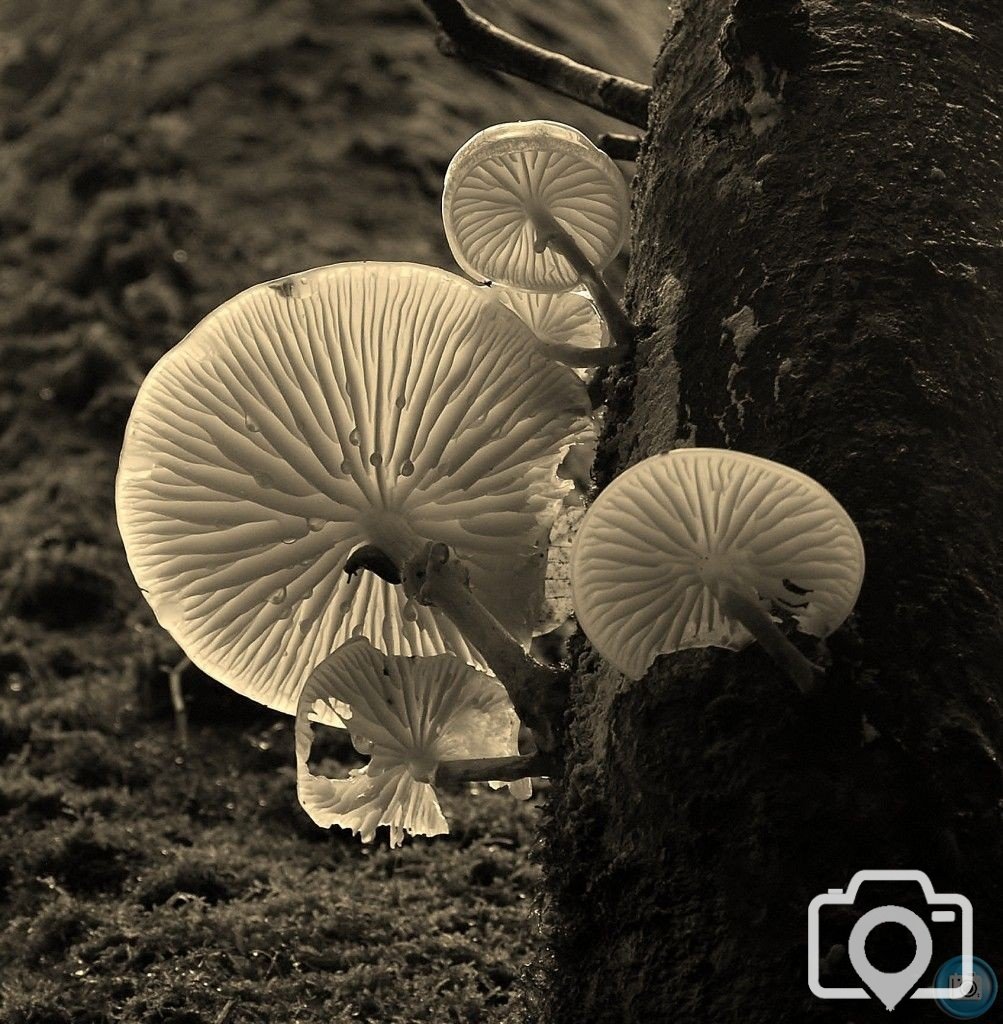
xmin=0 ymin=1 xmax=663 ymax=1021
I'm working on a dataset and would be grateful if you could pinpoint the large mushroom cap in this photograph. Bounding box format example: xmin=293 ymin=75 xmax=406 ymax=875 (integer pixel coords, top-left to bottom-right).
xmin=117 ymin=262 xmax=592 ymax=714
xmin=571 ymin=448 xmax=865 ymax=679
xmin=443 ymin=121 xmax=630 ymax=293
xmin=296 ymin=638 xmax=523 ymax=847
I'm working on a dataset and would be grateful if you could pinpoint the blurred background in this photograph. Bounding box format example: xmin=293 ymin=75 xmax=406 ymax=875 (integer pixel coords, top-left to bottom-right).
xmin=0 ymin=2 xmax=664 ymax=1021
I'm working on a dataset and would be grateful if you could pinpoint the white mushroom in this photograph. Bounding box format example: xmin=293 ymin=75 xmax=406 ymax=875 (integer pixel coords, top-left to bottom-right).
xmin=443 ymin=121 xmax=634 ymax=358
xmin=489 ymin=286 xmax=610 ymax=371
xmin=570 ymin=448 xmax=865 ymax=690
xmin=116 ymin=262 xmax=593 ymax=714
xmin=296 ymin=638 xmax=527 ymax=847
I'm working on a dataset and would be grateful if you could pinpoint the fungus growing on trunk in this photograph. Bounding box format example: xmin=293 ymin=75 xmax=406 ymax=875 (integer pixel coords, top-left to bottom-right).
xmin=296 ymin=637 xmax=536 ymax=847
xmin=116 ymin=261 xmax=592 ymax=714
xmin=489 ymin=285 xmax=612 ymax=369
xmin=570 ymin=448 xmax=865 ymax=691
xmin=442 ymin=120 xmax=635 ymax=357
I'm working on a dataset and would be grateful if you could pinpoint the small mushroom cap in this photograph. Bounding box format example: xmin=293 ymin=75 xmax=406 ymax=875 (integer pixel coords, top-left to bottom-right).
xmin=117 ymin=262 xmax=592 ymax=714
xmin=571 ymin=448 xmax=865 ymax=679
xmin=490 ymin=286 xmax=608 ymax=357
xmin=443 ymin=121 xmax=630 ymax=293
xmin=296 ymin=638 xmax=523 ymax=846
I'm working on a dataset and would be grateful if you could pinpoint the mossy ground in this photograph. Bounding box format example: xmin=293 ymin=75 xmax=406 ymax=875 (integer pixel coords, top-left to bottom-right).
xmin=0 ymin=1 xmax=662 ymax=1020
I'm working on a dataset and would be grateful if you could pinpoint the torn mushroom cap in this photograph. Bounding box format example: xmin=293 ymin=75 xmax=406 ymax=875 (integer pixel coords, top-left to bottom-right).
xmin=490 ymin=286 xmax=608 ymax=366
xmin=116 ymin=261 xmax=593 ymax=715
xmin=443 ymin=121 xmax=630 ymax=293
xmin=571 ymin=448 xmax=865 ymax=679
xmin=296 ymin=638 xmax=525 ymax=847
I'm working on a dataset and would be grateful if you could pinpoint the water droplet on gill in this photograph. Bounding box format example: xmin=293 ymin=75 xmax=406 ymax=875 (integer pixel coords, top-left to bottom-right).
xmin=267 ymin=586 xmax=287 ymax=605
xmin=306 ymin=517 xmax=325 ymax=532
xmin=351 ymin=623 xmax=365 ymax=638
xmin=299 ymin=620 xmax=312 ymax=635
xmin=253 ymin=471 xmax=275 ymax=489
xmin=369 ymin=452 xmax=383 ymax=468
xmin=348 ymin=427 xmax=361 ymax=447
xmin=340 ymin=458 xmax=352 ymax=474
xmin=402 ymin=600 xmax=418 ymax=623
xmin=399 ymin=459 xmax=415 ymax=477
xmin=340 ymin=600 xmax=352 ymax=616
xmin=281 ymin=536 xmax=298 ymax=545
xmin=244 ymin=413 xmax=259 ymax=433
xmin=395 ymin=394 xmax=406 ymax=410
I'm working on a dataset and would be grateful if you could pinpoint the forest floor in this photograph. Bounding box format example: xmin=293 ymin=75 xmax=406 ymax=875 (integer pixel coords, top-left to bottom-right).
xmin=0 ymin=1 xmax=661 ymax=1022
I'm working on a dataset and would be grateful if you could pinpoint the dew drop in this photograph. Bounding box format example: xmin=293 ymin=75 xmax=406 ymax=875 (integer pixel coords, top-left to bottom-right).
xmin=394 ymin=394 xmax=406 ymax=410
xmin=399 ymin=459 xmax=415 ymax=477
xmin=253 ymin=472 xmax=275 ymax=489
xmin=244 ymin=413 xmax=259 ymax=433
xmin=281 ymin=536 xmax=298 ymax=545
xmin=306 ymin=517 xmax=325 ymax=532
xmin=340 ymin=601 xmax=352 ymax=616
xmin=348 ymin=427 xmax=361 ymax=446
xmin=369 ymin=452 xmax=383 ymax=468
xmin=351 ymin=623 xmax=365 ymax=638
xmin=340 ymin=458 xmax=352 ymax=474
xmin=299 ymin=620 xmax=312 ymax=636
xmin=267 ymin=586 xmax=287 ymax=605
xmin=402 ymin=600 xmax=418 ymax=623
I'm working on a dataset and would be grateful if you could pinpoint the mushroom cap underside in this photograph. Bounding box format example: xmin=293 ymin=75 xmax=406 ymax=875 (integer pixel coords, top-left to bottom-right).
xmin=570 ymin=448 xmax=865 ymax=679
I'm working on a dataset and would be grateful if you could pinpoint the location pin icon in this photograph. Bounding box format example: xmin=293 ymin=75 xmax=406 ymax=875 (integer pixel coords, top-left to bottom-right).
xmin=849 ymin=906 xmax=934 ymax=1011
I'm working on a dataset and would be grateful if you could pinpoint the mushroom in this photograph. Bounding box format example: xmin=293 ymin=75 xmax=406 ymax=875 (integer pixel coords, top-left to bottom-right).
xmin=296 ymin=638 xmax=543 ymax=847
xmin=442 ymin=121 xmax=634 ymax=359
xmin=488 ymin=285 xmax=611 ymax=370
xmin=116 ymin=261 xmax=593 ymax=715
xmin=570 ymin=448 xmax=865 ymax=691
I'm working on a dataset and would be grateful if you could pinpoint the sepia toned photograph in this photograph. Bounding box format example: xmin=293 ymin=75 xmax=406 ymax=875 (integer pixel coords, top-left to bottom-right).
xmin=0 ymin=1 xmax=999 ymax=1022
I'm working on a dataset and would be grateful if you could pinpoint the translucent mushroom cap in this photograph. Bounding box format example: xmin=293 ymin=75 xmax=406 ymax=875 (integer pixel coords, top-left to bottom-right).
xmin=571 ymin=448 xmax=865 ymax=679
xmin=491 ymin=286 xmax=608 ymax=356
xmin=296 ymin=638 xmax=523 ymax=847
xmin=442 ymin=121 xmax=630 ymax=293
xmin=116 ymin=262 xmax=592 ymax=714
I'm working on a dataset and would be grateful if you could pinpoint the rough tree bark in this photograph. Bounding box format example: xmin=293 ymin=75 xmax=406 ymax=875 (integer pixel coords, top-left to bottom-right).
xmin=543 ymin=2 xmax=1003 ymax=1022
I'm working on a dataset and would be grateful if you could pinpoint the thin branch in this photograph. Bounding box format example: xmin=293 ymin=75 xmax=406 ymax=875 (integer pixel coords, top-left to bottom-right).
xmin=597 ymin=132 xmax=643 ymax=161
xmin=420 ymin=0 xmax=651 ymax=127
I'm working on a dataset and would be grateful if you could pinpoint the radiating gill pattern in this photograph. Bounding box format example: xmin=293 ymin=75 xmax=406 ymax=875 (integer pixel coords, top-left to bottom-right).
xmin=296 ymin=639 xmax=521 ymax=845
xmin=571 ymin=449 xmax=865 ymax=680
xmin=443 ymin=122 xmax=629 ymax=293
xmin=117 ymin=262 xmax=593 ymax=714
xmin=491 ymin=286 xmax=607 ymax=353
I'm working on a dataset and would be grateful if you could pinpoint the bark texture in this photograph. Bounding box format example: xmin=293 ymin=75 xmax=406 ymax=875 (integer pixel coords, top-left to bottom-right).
xmin=543 ymin=2 xmax=1003 ymax=1021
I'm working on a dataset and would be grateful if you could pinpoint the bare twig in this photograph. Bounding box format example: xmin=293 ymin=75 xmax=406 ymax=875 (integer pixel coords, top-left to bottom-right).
xmin=164 ymin=655 xmax=191 ymax=749
xmin=597 ymin=132 xmax=643 ymax=161
xmin=419 ymin=0 xmax=651 ymax=127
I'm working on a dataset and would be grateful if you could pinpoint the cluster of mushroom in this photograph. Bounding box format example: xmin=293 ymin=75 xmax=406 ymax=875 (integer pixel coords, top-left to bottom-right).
xmin=116 ymin=120 xmax=865 ymax=849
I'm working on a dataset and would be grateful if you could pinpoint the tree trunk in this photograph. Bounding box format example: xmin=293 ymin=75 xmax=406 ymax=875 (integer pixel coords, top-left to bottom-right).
xmin=542 ymin=2 xmax=1003 ymax=1021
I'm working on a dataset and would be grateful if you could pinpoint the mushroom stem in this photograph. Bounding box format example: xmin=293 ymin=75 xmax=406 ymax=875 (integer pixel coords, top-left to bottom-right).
xmin=403 ymin=542 xmax=568 ymax=752
xmin=716 ymin=585 xmax=818 ymax=694
xmin=436 ymin=752 xmax=554 ymax=786
xmin=530 ymin=209 xmax=635 ymax=358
